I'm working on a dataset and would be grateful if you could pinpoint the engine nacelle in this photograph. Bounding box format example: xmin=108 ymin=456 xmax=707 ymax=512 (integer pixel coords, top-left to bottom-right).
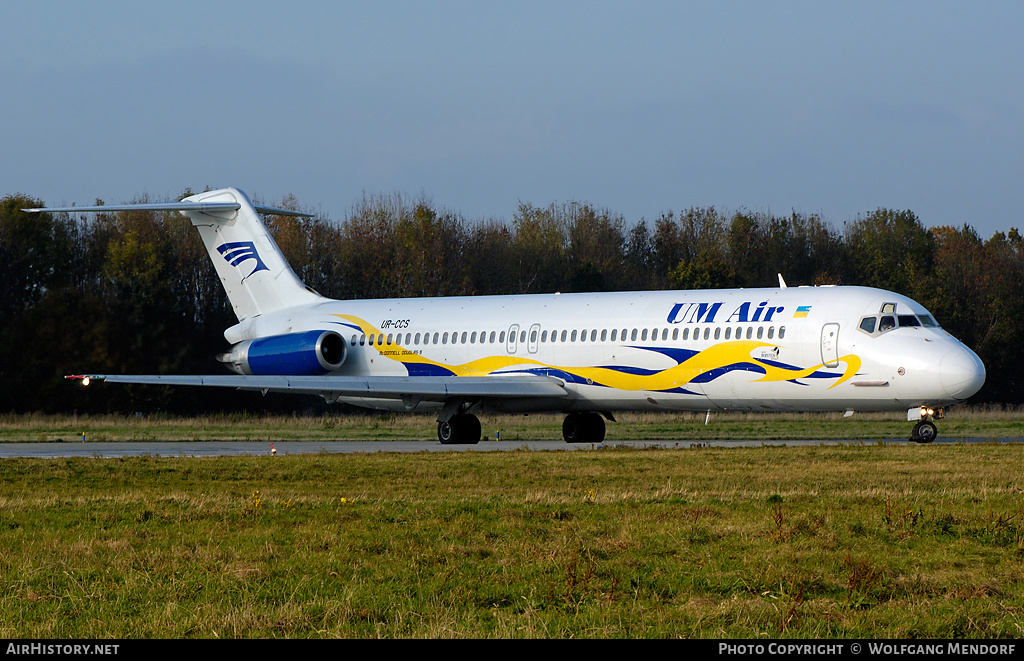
xmin=217 ymin=330 xmax=347 ymax=375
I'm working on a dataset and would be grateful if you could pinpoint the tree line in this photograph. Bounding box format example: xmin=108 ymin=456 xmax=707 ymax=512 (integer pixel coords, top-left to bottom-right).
xmin=1 ymin=190 xmax=1020 ymax=413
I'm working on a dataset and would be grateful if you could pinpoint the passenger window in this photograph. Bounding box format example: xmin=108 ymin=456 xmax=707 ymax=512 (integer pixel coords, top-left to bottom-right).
xmin=611 ymin=329 xmax=618 ymax=342
xmin=672 ymin=328 xmax=679 ymax=340
xmin=351 ymin=335 xmax=357 ymax=346
xmin=703 ymin=328 xmax=710 ymax=340
xmin=591 ymin=330 xmax=598 ymax=342
xmin=714 ymin=327 xmax=721 ymax=340
xmin=746 ymin=328 xmax=753 ymax=340
xmin=683 ymin=328 xmax=689 ymax=340
xmin=571 ymin=330 xmax=578 ymax=342
xmin=641 ymin=329 xmax=648 ymax=341
xmin=768 ymin=327 xmax=774 ymax=339
xmin=879 ymin=316 xmax=895 ymax=332
xmin=601 ymin=329 xmax=607 ymax=342
xmin=779 ymin=327 xmax=786 ymax=339
xmin=442 ymin=332 xmax=448 ymax=344
xmin=631 ymin=329 xmax=638 ymax=341
xmin=860 ymin=317 xmax=876 ymax=333
xmin=756 ymin=327 xmax=763 ymax=339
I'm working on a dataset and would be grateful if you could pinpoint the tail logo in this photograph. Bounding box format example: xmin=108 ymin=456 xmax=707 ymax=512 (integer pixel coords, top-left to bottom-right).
xmin=217 ymin=241 xmax=269 ymax=281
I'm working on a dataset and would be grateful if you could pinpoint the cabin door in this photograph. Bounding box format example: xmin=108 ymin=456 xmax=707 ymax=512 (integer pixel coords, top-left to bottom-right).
xmin=820 ymin=323 xmax=840 ymax=368
xmin=527 ymin=323 xmax=541 ymax=354
xmin=506 ymin=324 xmax=520 ymax=354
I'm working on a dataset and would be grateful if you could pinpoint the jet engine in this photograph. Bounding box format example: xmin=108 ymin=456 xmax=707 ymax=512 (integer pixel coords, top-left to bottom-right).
xmin=217 ymin=330 xmax=346 ymax=375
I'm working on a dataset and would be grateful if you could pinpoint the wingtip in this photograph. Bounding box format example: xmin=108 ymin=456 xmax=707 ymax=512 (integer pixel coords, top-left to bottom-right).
xmin=65 ymin=374 xmax=103 ymax=385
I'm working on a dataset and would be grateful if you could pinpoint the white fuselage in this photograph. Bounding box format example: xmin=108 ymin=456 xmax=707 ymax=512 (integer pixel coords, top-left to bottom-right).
xmin=225 ymin=284 xmax=986 ymax=416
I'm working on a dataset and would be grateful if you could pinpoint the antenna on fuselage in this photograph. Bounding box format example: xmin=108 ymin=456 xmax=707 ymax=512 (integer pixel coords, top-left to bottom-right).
xmin=778 ymin=273 xmax=788 ymax=289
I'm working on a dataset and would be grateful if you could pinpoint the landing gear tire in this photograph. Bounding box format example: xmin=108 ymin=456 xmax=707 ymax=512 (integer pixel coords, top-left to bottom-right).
xmin=562 ymin=412 xmax=606 ymax=443
xmin=911 ymin=421 xmax=937 ymax=444
xmin=438 ymin=413 xmax=481 ymax=445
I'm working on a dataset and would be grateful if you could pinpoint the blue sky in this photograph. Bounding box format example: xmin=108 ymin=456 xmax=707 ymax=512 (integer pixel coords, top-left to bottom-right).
xmin=3 ymin=1 xmax=1022 ymax=238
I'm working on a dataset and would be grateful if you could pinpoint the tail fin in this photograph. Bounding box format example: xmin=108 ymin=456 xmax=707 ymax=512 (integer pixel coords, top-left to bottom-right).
xmin=24 ymin=187 xmax=324 ymax=324
xmin=179 ymin=188 xmax=323 ymax=322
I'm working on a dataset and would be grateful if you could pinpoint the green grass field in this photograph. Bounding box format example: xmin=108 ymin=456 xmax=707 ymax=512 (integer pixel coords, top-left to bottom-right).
xmin=3 ymin=406 xmax=1024 ymax=443
xmin=0 ymin=410 xmax=1022 ymax=638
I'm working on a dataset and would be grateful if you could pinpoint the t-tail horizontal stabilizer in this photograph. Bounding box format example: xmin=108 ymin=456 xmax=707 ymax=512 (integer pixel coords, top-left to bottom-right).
xmin=25 ymin=188 xmax=323 ymax=323
xmin=23 ymin=201 xmax=313 ymax=217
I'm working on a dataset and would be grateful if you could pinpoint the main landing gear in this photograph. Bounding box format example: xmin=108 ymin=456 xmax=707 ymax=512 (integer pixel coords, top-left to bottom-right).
xmin=436 ymin=410 xmax=611 ymax=444
xmin=437 ymin=413 xmax=482 ymax=445
xmin=561 ymin=412 xmax=607 ymax=444
xmin=908 ymin=406 xmax=943 ymax=444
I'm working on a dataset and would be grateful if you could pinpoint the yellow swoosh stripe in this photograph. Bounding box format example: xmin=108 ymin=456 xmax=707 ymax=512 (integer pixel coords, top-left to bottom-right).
xmin=334 ymin=315 xmax=860 ymax=391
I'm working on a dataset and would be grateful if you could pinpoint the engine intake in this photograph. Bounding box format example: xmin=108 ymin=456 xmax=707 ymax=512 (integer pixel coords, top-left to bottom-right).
xmin=217 ymin=330 xmax=346 ymax=375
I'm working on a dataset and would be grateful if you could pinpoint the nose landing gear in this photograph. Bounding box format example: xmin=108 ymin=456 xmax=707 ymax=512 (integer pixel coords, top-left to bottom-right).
xmin=908 ymin=406 xmax=943 ymax=444
xmin=910 ymin=420 xmax=937 ymax=443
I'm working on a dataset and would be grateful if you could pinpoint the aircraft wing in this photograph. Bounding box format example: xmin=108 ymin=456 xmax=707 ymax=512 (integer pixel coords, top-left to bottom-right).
xmin=66 ymin=373 xmax=570 ymax=401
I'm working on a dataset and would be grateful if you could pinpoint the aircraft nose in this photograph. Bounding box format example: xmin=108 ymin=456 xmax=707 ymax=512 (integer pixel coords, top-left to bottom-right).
xmin=939 ymin=344 xmax=986 ymax=400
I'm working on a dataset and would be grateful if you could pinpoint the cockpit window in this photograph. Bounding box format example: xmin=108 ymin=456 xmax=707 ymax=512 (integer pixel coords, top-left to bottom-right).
xmin=860 ymin=307 xmax=940 ymax=336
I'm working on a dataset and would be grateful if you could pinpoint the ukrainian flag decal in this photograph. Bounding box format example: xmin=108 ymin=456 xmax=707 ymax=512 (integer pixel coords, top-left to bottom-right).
xmin=794 ymin=305 xmax=812 ymax=318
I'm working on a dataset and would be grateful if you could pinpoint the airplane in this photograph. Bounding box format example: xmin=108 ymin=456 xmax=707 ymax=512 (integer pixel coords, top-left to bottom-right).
xmin=26 ymin=187 xmax=986 ymax=444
